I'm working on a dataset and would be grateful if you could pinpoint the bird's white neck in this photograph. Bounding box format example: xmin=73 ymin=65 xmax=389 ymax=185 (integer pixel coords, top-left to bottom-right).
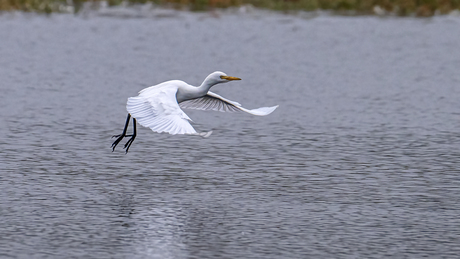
xmin=176 ymin=79 xmax=219 ymax=103
xmin=197 ymin=79 xmax=218 ymax=95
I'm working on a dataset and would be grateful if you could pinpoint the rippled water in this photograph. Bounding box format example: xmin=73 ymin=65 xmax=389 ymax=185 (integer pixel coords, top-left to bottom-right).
xmin=1 ymin=9 xmax=460 ymax=258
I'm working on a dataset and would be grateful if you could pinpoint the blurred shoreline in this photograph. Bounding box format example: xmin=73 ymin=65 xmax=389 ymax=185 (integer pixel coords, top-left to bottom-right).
xmin=1 ymin=0 xmax=459 ymax=17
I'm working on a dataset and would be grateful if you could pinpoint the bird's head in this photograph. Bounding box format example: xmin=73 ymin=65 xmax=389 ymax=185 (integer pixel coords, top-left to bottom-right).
xmin=206 ymin=71 xmax=241 ymax=85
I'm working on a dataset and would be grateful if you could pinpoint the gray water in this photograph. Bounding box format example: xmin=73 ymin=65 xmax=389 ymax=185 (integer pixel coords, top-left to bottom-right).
xmin=1 ymin=8 xmax=460 ymax=258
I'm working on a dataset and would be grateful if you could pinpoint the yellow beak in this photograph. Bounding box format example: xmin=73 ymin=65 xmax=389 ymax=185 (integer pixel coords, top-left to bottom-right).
xmin=220 ymin=75 xmax=241 ymax=81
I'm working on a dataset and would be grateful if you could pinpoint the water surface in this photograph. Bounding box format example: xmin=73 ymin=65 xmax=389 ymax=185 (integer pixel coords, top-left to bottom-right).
xmin=1 ymin=10 xmax=460 ymax=258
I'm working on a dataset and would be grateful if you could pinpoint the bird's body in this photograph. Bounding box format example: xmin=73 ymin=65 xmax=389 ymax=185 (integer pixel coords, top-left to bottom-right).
xmin=112 ymin=71 xmax=278 ymax=153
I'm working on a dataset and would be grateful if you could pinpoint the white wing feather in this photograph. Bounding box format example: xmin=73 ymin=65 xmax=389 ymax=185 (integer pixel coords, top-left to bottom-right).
xmin=127 ymin=83 xmax=197 ymax=135
xmin=179 ymin=91 xmax=278 ymax=116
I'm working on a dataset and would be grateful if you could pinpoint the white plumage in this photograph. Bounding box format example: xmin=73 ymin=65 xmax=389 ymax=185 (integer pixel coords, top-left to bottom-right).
xmin=112 ymin=71 xmax=278 ymax=153
xmin=127 ymin=84 xmax=196 ymax=135
xmin=127 ymin=72 xmax=278 ymax=135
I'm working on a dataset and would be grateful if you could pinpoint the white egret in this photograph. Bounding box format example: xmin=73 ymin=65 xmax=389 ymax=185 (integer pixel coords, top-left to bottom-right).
xmin=112 ymin=71 xmax=278 ymax=153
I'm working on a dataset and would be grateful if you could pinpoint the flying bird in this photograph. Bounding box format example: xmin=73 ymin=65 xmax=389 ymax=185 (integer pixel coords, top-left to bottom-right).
xmin=111 ymin=71 xmax=278 ymax=153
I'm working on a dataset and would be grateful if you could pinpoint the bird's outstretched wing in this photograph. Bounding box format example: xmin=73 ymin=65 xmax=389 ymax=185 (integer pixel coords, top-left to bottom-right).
xmin=179 ymin=91 xmax=278 ymax=116
xmin=127 ymin=85 xmax=198 ymax=135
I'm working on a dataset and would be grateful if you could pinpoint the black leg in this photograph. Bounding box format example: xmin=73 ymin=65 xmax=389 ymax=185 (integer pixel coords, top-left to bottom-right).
xmin=124 ymin=118 xmax=137 ymax=154
xmin=111 ymin=114 xmax=131 ymax=152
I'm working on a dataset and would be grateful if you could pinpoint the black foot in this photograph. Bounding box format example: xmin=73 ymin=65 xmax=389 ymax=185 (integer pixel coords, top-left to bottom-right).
xmin=123 ymin=136 xmax=136 ymax=154
xmin=112 ymin=115 xmax=137 ymax=154
xmin=112 ymin=114 xmax=132 ymax=152
xmin=124 ymin=118 xmax=137 ymax=154
xmin=111 ymin=135 xmax=125 ymax=152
